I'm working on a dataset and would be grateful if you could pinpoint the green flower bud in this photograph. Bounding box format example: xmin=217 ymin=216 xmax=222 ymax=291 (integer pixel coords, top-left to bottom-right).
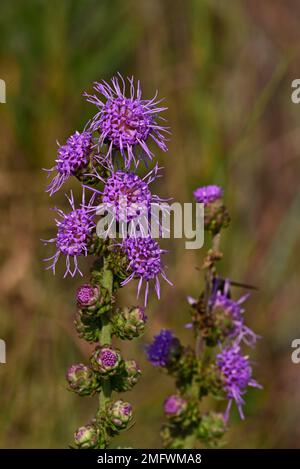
xmin=112 ymin=359 xmax=141 ymax=392
xmin=74 ymin=310 xmax=101 ymax=343
xmin=74 ymin=423 xmax=99 ymax=449
xmin=90 ymin=345 xmax=122 ymax=377
xmin=107 ymin=400 xmax=133 ymax=432
xmin=112 ymin=306 xmax=147 ymax=340
xmin=66 ymin=363 xmax=99 ymax=396
xmin=197 ymin=412 xmax=226 ymax=444
xmin=204 ymin=199 xmax=230 ymax=235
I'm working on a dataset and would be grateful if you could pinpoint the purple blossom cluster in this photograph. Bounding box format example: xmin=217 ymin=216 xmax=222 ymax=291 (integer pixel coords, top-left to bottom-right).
xmin=44 ymin=74 xmax=171 ymax=305
xmin=210 ymin=279 xmax=261 ymax=419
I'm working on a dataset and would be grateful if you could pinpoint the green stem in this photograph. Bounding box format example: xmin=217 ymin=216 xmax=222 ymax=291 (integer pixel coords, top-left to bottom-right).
xmin=98 ymin=257 xmax=114 ymax=412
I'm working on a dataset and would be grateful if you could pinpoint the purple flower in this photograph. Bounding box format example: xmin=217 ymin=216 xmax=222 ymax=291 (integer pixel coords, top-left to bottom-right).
xmin=164 ymin=395 xmax=187 ymax=417
xmin=212 ymin=291 xmax=259 ymax=347
xmin=103 ymin=171 xmax=151 ymax=222
xmin=193 ymin=185 xmax=223 ymax=205
xmin=146 ymin=329 xmax=179 ymax=367
xmin=121 ymin=236 xmax=172 ymax=305
xmin=45 ymin=131 xmax=92 ymax=195
xmin=216 ymin=344 xmax=262 ymax=420
xmin=86 ymin=165 xmax=165 ymax=235
xmin=43 ymin=191 xmax=95 ymax=277
xmin=84 ymin=74 xmax=169 ymax=167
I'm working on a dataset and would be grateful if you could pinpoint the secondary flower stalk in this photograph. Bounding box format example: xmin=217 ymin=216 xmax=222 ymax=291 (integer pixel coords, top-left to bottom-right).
xmin=147 ymin=186 xmax=261 ymax=448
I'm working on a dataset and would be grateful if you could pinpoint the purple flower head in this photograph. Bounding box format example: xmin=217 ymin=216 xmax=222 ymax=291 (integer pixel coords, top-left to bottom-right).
xmin=84 ymin=74 xmax=169 ymax=167
xmin=146 ymin=329 xmax=180 ymax=367
xmin=86 ymin=165 xmax=168 ymax=238
xmin=164 ymin=395 xmax=187 ymax=417
xmin=121 ymin=236 xmax=172 ymax=306
xmin=45 ymin=131 xmax=92 ymax=195
xmin=43 ymin=190 xmax=95 ymax=277
xmin=104 ymin=171 xmax=151 ymax=217
xmin=100 ymin=348 xmax=118 ymax=367
xmin=193 ymin=185 xmax=223 ymax=205
xmin=216 ymin=344 xmax=262 ymax=420
xmin=76 ymin=284 xmax=100 ymax=307
xmin=212 ymin=291 xmax=259 ymax=347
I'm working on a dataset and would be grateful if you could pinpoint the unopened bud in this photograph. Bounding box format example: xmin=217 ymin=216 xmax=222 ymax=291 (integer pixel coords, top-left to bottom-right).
xmin=66 ymin=363 xmax=99 ymax=396
xmin=74 ymin=423 xmax=99 ymax=449
xmin=107 ymin=400 xmax=133 ymax=431
xmin=90 ymin=345 xmax=122 ymax=376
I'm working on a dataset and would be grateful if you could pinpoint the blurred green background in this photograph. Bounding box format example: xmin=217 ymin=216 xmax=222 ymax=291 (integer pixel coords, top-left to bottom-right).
xmin=1 ymin=0 xmax=300 ymax=448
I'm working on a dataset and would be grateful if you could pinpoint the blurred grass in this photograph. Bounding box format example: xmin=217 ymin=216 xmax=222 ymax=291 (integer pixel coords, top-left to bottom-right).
xmin=1 ymin=0 xmax=300 ymax=448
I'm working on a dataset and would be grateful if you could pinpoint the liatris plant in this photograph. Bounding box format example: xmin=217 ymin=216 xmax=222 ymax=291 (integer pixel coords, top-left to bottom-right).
xmin=147 ymin=186 xmax=262 ymax=448
xmin=43 ymin=74 xmax=171 ymax=448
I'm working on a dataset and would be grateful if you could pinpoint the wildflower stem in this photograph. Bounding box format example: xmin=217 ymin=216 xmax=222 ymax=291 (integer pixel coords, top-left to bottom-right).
xmin=98 ymin=257 xmax=114 ymax=413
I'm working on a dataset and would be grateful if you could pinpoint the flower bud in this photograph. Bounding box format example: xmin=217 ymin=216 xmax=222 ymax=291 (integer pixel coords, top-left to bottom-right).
xmin=164 ymin=395 xmax=187 ymax=421
xmin=90 ymin=345 xmax=122 ymax=376
xmin=77 ymin=284 xmax=100 ymax=309
xmin=74 ymin=423 xmax=99 ymax=449
xmin=76 ymin=283 xmax=104 ymax=318
xmin=107 ymin=400 xmax=133 ymax=431
xmin=197 ymin=412 xmax=226 ymax=443
xmin=124 ymin=360 xmax=141 ymax=387
xmin=112 ymin=306 xmax=147 ymax=340
xmin=76 ymin=283 xmax=113 ymax=317
xmin=66 ymin=363 xmax=99 ymax=396
xmin=194 ymin=185 xmax=230 ymax=234
xmin=74 ymin=310 xmax=100 ymax=343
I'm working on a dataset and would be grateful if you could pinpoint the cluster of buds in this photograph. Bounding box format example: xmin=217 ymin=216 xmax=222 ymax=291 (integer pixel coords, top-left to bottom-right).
xmin=72 ymin=398 xmax=133 ymax=449
xmin=148 ymin=186 xmax=261 ymax=448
